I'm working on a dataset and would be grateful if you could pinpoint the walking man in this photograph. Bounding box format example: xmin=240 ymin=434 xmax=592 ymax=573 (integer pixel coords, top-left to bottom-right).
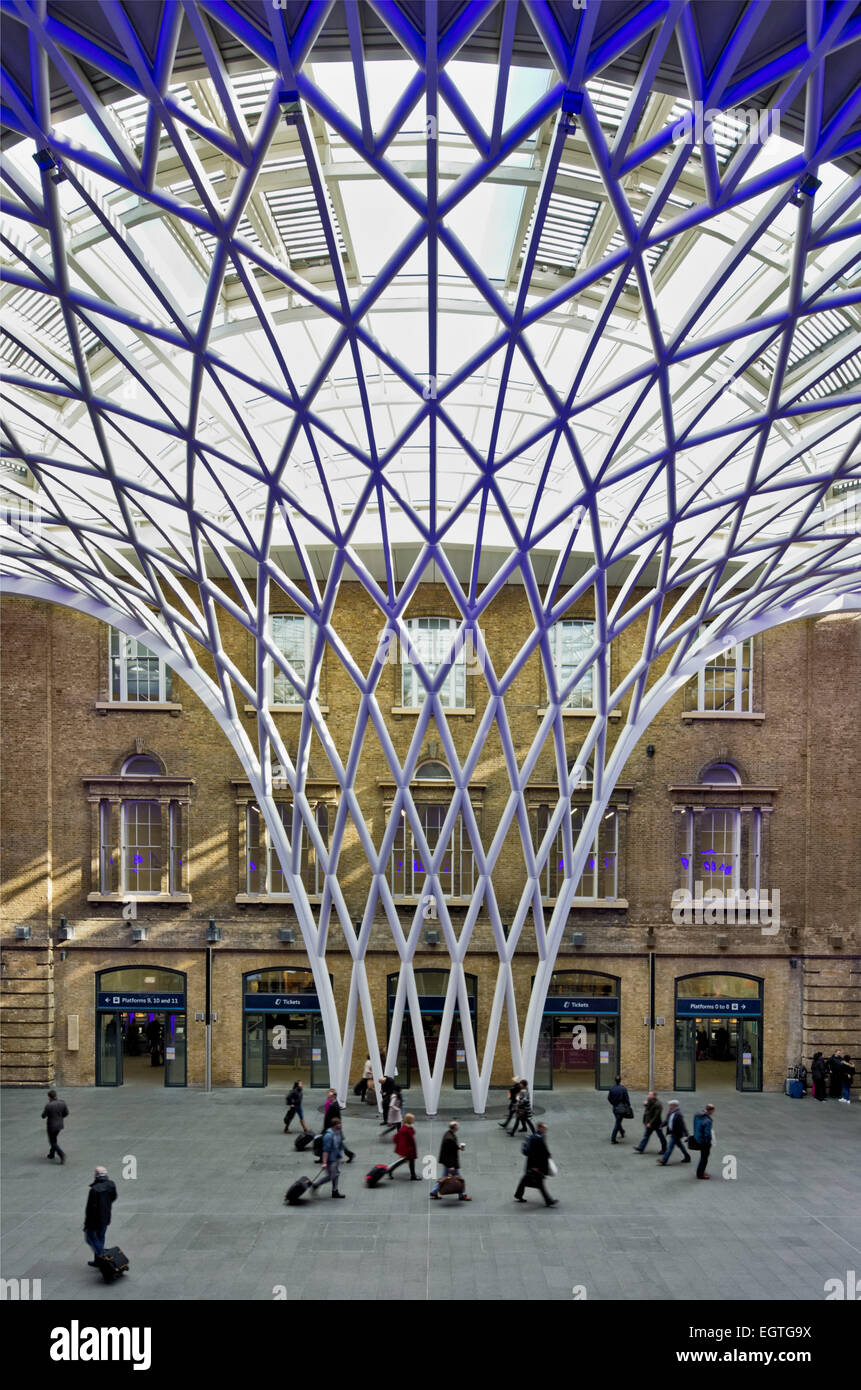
xmin=322 ymin=1093 xmax=356 ymax=1160
xmin=692 ymin=1103 xmax=716 ymax=1179
xmin=607 ymin=1074 xmax=631 ymax=1144
xmin=312 ymin=1117 xmax=347 ymax=1198
xmin=634 ymin=1091 xmax=666 ymax=1154
xmin=430 ymin=1120 xmax=471 ymax=1200
xmin=42 ymin=1088 xmax=69 ymax=1164
xmin=508 ymin=1081 xmax=537 ymax=1136
xmin=83 ymin=1166 xmax=117 ymax=1264
xmin=499 ymin=1077 xmax=521 ymax=1130
xmin=514 ymin=1122 xmax=557 ymax=1207
xmin=658 ymin=1100 xmax=691 ymax=1165
xmin=283 ymin=1079 xmax=309 ymax=1134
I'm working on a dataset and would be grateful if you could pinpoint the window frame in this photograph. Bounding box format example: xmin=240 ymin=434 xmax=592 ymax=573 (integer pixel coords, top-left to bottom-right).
xmin=245 ymin=799 xmax=330 ymax=897
xmin=388 ymin=802 xmax=477 ymax=899
xmin=109 ymin=627 xmax=172 ymax=703
xmin=551 ymin=618 xmax=596 ymax=710
xmin=536 ymin=802 xmax=619 ymax=900
xmin=268 ymin=613 xmax=312 ymax=707
xmin=400 ymin=616 xmax=468 ymax=710
xmin=695 ymin=637 xmax=754 ymax=713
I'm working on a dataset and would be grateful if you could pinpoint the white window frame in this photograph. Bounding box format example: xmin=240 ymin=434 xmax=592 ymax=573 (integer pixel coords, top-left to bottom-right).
xmin=109 ymin=628 xmax=171 ymax=702
xmin=681 ymin=807 xmax=762 ymax=895
xmin=696 ymin=637 xmax=754 ymax=712
xmin=388 ymin=804 xmax=475 ymax=898
xmin=246 ymin=801 xmax=328 ymax=896
xmin=269 ymin=614 xmax=312 ymax=706
xmin=401 ymin=617 xmax=467 ymax=709
xmin=551 ymin=619 xmax=596 ymax=710
xmin=119 ymin=800 xmax=162 ymax=894
xmin=539 ymin=803 xmax=618 ymax=899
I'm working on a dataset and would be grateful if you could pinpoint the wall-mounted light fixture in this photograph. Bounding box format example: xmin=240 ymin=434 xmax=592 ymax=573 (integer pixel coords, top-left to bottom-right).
xmin=131 ymin=926 xmax=147 ymax=942
xmin=424 ymin=928 xmax=440 ymax=946
xmin=58 ymin=916 xmax=75 ymax=941
xmin=570 ymin=931 xmax=585 ymax=947
xmin=206 ymin=919 xmax=222 ymax=943
xmin=279 ymin=928 xmax=295 ymax=945
xmin=15 ymin=925 xmax=31 ymax=940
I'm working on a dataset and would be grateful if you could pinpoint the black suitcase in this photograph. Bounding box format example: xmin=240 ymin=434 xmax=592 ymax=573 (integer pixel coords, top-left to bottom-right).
xmin=365 ymin=1164 xmax=389 ymax=1188
xmin=312 ymin=1134 xmax=324 ymax=1159
xmin=294 ymin=1132 xmax=315 ymax=1152
xmin=285 ymin=1176 xmax=313 ymax=1205
xmin=95 ymin=1246 xmax=129 ymax=1283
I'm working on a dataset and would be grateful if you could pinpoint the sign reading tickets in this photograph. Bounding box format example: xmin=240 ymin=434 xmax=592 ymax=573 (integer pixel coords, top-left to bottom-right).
xmin=676 ymin=997 xmax=761 ymax=1016
xmin=542 ymin=996 xmax=619 ymax=1015
xmin=97 ymin=992 xmax=184 ymax=1011
xmin=244 ymin=993 xmax=321 ymax=1012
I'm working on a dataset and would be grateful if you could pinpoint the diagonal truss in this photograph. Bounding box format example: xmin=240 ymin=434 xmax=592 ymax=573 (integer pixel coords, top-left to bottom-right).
xmin=2 ymin=1 xmax=861 ymax=1111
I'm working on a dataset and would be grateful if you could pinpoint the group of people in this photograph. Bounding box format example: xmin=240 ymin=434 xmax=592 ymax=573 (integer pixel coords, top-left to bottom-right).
xmin=811 ymin=1051 xmax=855 ymax=1102
xmin=39 ymin=1089 xmax=120 ymax=1263
xmin=608 ymin=1077 xmax=717 ymax=1178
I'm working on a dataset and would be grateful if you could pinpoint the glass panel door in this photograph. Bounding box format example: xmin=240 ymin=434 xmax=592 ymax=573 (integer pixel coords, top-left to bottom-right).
xmin=596 ymin=1017 xmax=618 ymax=1089
xmin=674 ymin=1016 xmax=695 ymax=1091
xmin=244 ymin=1013 xmax=265 ymax=1086
xmin=97 ymin=1013 xmax=122 ymax=1086
xmin=738 ymin=1018 xmax=761 ymax=1091
xmin=534 ymin=1017 xmax=553 ymax=1090
xmin=310 ymin=1015 xmax=328 ymax=1087
xmin=164 ymin=1012 xmax=187 ymax=1086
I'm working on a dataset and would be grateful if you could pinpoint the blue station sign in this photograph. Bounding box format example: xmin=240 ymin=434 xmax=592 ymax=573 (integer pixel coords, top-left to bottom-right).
xmin=543 ymin=996 xmax=619 ymax=1016
xmin=244 ymin=993 xmax=321 ymax=1012
xmin=676 ymin=997 xmax=762 ymax=1017
xmin=98 ymin=991 xmax=185 ymax=1011
xmin=387 ymin=995 xmax=476 ymax=1015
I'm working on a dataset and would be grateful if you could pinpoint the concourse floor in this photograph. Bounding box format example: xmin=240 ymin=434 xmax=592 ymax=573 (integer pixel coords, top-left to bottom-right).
xmin=2 ymin=1084 xmax=859 ymax=1303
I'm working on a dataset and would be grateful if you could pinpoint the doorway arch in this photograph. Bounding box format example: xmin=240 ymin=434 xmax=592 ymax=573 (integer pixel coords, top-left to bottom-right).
xmin=95 ymin=965 xmax=187 ymax=1087
xmin=674 ymin=971 xmax=763 ymax=1092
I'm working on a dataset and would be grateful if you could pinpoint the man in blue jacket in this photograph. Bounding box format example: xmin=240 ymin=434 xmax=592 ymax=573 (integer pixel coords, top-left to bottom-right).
xmin=692 ymin=1103 xmax=716 ymax=1179
xmin=312 ymin=1118 xmax=346 ymax=1198
xmin=658 ymin=1100 xmax=691 ymax=1165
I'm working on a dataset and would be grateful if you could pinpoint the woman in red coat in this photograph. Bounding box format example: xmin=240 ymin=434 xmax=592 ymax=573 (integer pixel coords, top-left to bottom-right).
xmin=388 ymin=1113 xmax=420 ymax=1180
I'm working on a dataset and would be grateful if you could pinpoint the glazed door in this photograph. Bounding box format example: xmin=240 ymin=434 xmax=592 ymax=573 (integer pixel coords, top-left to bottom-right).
xmin=674 ymin=1016 xmax=696 ymax=1091
xmin=163 ymin=1012 xmax=187 ymax=1087
xmin=96 ymin=1013 xmax=122 ymax=1086
xmin=738 ymin=1019 xmax=762 ymax=1092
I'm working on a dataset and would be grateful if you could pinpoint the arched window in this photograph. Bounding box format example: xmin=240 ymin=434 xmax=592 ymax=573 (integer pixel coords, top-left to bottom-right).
xmin=700 ymin=762 xmax=741 ymax=785
xmin=415 ymin=760 xmax=450 ymax=780
xmin=122 ymin=753 xmax=163 ymax=776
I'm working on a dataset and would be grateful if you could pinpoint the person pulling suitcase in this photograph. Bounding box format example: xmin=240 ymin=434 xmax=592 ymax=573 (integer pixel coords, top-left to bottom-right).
xmin=83 ymin=1166 xmax=118 ymax=1265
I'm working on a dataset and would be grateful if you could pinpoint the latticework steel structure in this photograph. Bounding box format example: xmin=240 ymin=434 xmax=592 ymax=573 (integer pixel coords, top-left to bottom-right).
xmin=2 ymin=1 xmax=860 ymax=1111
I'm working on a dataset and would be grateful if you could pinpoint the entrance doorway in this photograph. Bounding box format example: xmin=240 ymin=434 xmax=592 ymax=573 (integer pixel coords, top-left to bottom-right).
xmin=242 ymin=968 xmax=331 ymax=1087
xmin=534 ymin=970 xmax=620 ymax=1090
xmin=96 ymin=967 xmax=187 ymax=1087
xmin=674 ymin=973 xmax=763 ymax=1092
xmin=386 ymin=970 xmax=477 ymax=1089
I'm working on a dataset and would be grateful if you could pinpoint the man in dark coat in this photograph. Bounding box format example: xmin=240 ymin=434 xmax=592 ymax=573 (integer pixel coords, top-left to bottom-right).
xmin=607 ymin=1074 xmax=631 ymax=1144
xmin=83 ymin=1166 xmax=117 ymax=1263
xmin=658 ymin=1100 xmax=692 ymax=1165
xmin=41 ymin=1089 xmax=69 ymax=1163
xmin=430 ymin=1120 xmax=471 ymax=1200
xmin=379 ymin=1073 xmax=395 ymax=1125
xmin=514 ymin=1122 xmax=557 ymax=1207
xmin=811 ymin=1052 xmax=827 ymax=1102
xmin=634 ymin=1091 xmax=667 ymax=1154
xmin=828 ymin=1052 xmax=843 ymax=1098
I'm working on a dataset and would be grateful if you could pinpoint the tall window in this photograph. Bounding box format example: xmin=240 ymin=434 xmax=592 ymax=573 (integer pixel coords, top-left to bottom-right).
xmin=112 ymin=800 xmax=183 ymax=894
xmin=270 ymin=614 xmax=311 ymax=705
xmin=389 ymin=804 xmax=475 ymax=897
xmin=693 ymin=637 xmax=754 ymax=712
xmin=551 ymin=619 xmax=595 ymax=709
xmin=536 ymin=804 xmax=618 ymax=899
xmin=401 ymin=617 xmax=467 ymax=708
xmin=678 ymin=764 xmax=761 ymax=895
xmin=110 ymin=629 xmax=172 ymax=702
xmin=246 ymin=801 xmax=329 ymax=896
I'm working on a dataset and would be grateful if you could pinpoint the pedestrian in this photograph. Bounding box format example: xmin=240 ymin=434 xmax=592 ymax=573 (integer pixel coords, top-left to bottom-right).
xmin=354 ymin=1057 xmax=373 ymax=1103
xmin=839 ymin=1055 xmax=855 ymax=1103
xmin=828 ymin=1051 xmax=843 ymax=1098
xmin=658 ymin=1100 xmax=691 ymax=1165
xmin=388 ymin=1112 xmax=420 ymax=1180
xmin=41 ymin=1088 xmax=69 ymax=1164
xmin=380 ymin=1073 xmax=396 ymax=1125
xmin=83 ymin=1165 xmax=117 ymax=1264
xmin=283 ymin=1079 xmax=309 ymax=1134
xmin=811 ymin=1052 xmax=827 ymax=1102
xmin=607 ymin=1074 xmax=631 ymax=1144
xmin=430 ymin=1120 xmax=471 ymax=1201
xmin=499 ymin=1076 xmax=521 ymax=1130
xmin=322 ymin=1092 xmax=356 ymax=1160
xmin=380 ymin=1082 xmax=403 ymax=1136
xmin=634 ymin=1091 xmax=666 ymax=1154
xmin=514 ymin=1121 xmax=557 ymax=1207
xmin=508 ymin=1081 xmax=536 ymax=1136
xmin=692 ymin=1103 xmax=716 ymax=1179
xmin=312 ymin=1117 xmax=347 ymax=1198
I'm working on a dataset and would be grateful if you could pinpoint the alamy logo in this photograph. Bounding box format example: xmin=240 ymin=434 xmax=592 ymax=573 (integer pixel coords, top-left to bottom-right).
xmin=824 ymin=1270 xmax=860 ymax=1300
xmin=671 ymin=102 xmax=780 ymax=148
xmin=49 ymin=1321 xmax=151 ymax=1370
xmin=1 ymin=1277 xmax=41 ymax=1300
xmin=671 ymin=883 xmax=780 ymax=934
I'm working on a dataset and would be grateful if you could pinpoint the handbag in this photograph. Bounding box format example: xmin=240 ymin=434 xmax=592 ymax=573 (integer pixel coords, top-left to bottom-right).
xmin=438 ymin=1174 xmax=465 ymax=1196
xmin=614 ymin=1102 xmax=634 ymax=1119
xmin=547 ymin=1158 xmax=558 ymax=1177
xmin=686 ymin=1134 xmax=701 ymax=1150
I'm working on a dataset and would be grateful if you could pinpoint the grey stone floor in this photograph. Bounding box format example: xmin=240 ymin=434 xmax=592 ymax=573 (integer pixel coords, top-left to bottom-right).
xmin=2 ymin=1083 xmax=859 ymax=1302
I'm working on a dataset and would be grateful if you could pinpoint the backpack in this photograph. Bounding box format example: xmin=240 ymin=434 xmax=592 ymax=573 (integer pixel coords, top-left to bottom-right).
xmin=692 ymin=1112 xmax=708 ymax=1144
xmin=521 ymin=1138 xmax=531 ymax=1156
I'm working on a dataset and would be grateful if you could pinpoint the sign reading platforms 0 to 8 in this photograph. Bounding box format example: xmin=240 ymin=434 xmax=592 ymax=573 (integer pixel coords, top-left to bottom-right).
xmin=97 ymin=992 xmax=185 ymax=1011
xmin=676 ymin=998 xmax=761 ymax=1016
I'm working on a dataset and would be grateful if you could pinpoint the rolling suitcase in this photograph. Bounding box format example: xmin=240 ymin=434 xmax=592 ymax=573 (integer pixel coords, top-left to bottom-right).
xmin=95 ymin=1246 xmax=129 ymax=1283
xmin=285 ymin=1176 xmax=313 ymax=1205
xmin=294 ymin=1132 xmax=315 ymax=1152
xmin=365 ymin=1164 xmax=390 ymax=1188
